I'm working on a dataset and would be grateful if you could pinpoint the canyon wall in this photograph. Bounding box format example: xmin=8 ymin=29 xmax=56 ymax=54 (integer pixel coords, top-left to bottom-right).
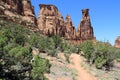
xmin=0 ymin=0 xmax=37 ymax=25
xmin=37 ymin=4 xmax=65 ymax=36
xmin=0 ymin=0 xmax=95 ymax=43
xmin=38 ymin=4 xmax=95 ymax=43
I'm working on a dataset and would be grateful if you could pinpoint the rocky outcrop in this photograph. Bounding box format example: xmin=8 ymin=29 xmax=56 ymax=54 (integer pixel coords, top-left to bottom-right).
xmin=64 ymin=15 xmax=76 ymax=40
xmin=37 ymin=5 xmax=95 ymax=43
xmin=22 ymin=0 xmax=37 ymax=25
xmin=37 ymin=4 xmax=65 ymax=36
xmin=0 ymin=1 xmax=95 ymax=44
xmin=114 ymin=36 xmax=120 ymax=48
xmin=0 ymin=0 xmax=37 ymax=25
xmin=37 ymin=4 xmax=78 ymax=39
xmin=77 ymin=9 xmax=95 ymax=41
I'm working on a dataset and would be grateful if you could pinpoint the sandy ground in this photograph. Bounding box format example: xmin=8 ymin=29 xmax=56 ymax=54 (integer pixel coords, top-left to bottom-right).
xmin=45 ymin=53 xmax=97 ymax=80
xmin=69 ymin=53 xmax=97 ymax=80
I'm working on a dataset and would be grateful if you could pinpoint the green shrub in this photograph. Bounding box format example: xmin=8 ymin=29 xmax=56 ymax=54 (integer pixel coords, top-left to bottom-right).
xmin=0 ymin=20 xmax=51 ymax=80
xmin=114 ymin=49 xmax=120 ymax=59
xmin=8 ymin=45 xmax=32 ymax=62
xmin=52 ymin=35 xmax=62 ymax=49
xmin=48 ymin=49 xmax=57 ymax=57
xmin=79 ymin=40 xmax=94 ymax=62
xmin=31 ymin=56 xmax=51 ymax=80
xmin=93 ymin=42 xmax=115 ymax=69
xmin=79 ymin=41 xmax=117 ymax=70
xmin=29 ymin=33 xmax=41 ymax=48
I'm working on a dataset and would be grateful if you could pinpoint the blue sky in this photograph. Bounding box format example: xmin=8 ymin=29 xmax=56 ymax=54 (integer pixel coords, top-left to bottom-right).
xmin=31 ymin=0 xmax=120 ymax=45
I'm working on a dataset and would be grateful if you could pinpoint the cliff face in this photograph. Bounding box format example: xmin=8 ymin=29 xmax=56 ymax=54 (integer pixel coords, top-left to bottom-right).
xmin=0 ymin=1 xmax=95 ymax=43
xmin=0 ymin=0 xmax=36 ymax=25
xmin=22 ymin=0 xmax=37 ymax=25
xmin=64 ymin=15 xmax=76 ymax=40
xmin=37 ymin=4 xmax=95 ymax=43
xmin=77 ymin=9 xmax=94 ymax=40
xmin=114 ymin=36 xmax=120 ymax=48
xmin=37 ymin=4 xmax=64 ymax=36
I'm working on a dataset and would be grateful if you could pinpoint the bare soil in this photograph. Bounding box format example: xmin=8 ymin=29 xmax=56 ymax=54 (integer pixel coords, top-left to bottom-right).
xmin=44 ymin=53 xmax=97 ymax=80
xmin=69 ymin=53 xmax=97 ymax=80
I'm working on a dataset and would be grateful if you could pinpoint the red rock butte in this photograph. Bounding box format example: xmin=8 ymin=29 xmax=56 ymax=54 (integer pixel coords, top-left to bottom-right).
xmin=0 ymin=0 xmax=96 ymax=44
xmin=37 ymin=4 xmax=95 ymax=43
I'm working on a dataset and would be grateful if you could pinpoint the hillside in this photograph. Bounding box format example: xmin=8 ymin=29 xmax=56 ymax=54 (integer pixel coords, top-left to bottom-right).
xmin=0 ymin=0 xmax=120 ymax=80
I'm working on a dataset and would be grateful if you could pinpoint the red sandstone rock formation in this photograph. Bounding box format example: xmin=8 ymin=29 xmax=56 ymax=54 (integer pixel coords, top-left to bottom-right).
xmin=77 ymin=9 xmax=95 ymax=41
xmin=37 ymin=5 xmax=95 ymax=43
xmin=0 ymin=0 xmax=36 ymax=25
xmin=114 ymin=36 xmax=120 ymax=48
xmin=37 ymin=4 xmax=65 ymax=36
xmin=64 ymin=15 xmax=76 ymax=40
xmin=22 ymin=0 xmax=37 ymax=25
xmin=0 ymin=1 xmax=95 ymax=43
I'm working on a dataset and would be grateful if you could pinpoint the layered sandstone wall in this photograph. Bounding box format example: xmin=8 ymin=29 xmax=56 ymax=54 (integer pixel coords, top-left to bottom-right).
xmin=64 ymin=15 xmax=76 ymax=40
xmin=0 ymin=0 xmax=36 ymax=25
xmin=37 ymin=4 xmax=95 ymax=43
xmin=37 ymin=4 xmax=65 ymax=36
xmin=0 ymin=0 xmax=95 ymax=43
xmin=77 ymin=9 xmax=95 ymax=41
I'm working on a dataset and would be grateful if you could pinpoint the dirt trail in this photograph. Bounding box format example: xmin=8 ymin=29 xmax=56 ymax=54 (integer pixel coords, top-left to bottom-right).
xmin=69 ymin=54 xmax=97 ymax=80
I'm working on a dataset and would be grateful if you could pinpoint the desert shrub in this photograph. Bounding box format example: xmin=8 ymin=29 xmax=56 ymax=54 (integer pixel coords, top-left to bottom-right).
xmin=38 ymin=37 xmax=54 ymax=52
xmin=79 ymin=41 xmax=117 ymax=70
xmin=79 ymin=40 xmax=94 ymax=62
xmin=0 ymin=24 xmax=28 ymax=46
xmin=52 ymin=35 xmax=62 ymax=49
xmin=59 ymin=40 xmax=68 ymax=52
xmin=0 ymin=20 xmax=51 ymax=80
xmin=69 ymin=45 xmax=80 ymax=54
xmin=29 ymin=33 xmax=41 ymax=48
xmin=0 ymin=45 xmax=32 ymax=80
xmin=31 ymin=56 xmax=51 ymax=80
xmin=47 ymin=49 xmax=57 ymax=57
xmin=114 ymin=49 xmax=120 ymax=59
xmin=64 ymin=53 xmax=71 ymax=63
xmin=93 ymin=42 xmax=115 ymax=69
xmin=8 ymin=46 xmax=32 ymax=62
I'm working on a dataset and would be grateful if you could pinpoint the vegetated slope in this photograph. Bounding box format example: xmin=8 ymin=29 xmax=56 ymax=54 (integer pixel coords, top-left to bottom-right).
xmin=44 ymin=40 xmax=120 ymax=80
xmin=0 ymin=19 xmax=51 ymax=80
xmin=1 ymin=17 xmax=120 ymax=80
xmin=81 ymin=57 xmax=120 ymax=80
xmin=43 ymin=53 xmax=97 ymax=80
xmin=44 ymin=53 xmax=74 ymax=80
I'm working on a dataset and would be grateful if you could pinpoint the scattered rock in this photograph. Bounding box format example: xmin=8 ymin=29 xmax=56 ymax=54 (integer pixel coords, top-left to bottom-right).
xmin=32 ymin=47 xmax=39 ymax=55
